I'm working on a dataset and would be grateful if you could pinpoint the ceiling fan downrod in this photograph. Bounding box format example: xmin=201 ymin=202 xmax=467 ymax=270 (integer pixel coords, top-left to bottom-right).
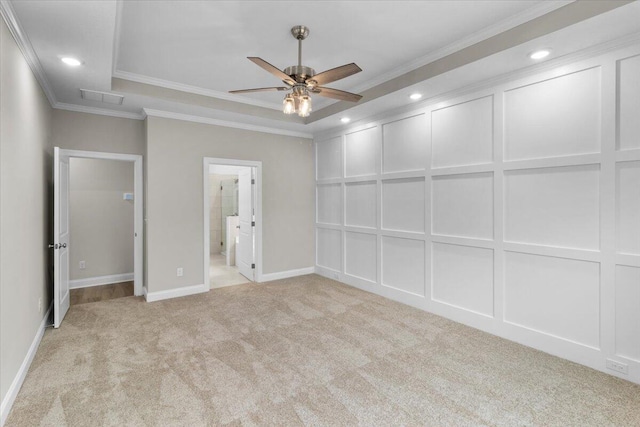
xmin=291 ymin=25 xmax=309 ymax=67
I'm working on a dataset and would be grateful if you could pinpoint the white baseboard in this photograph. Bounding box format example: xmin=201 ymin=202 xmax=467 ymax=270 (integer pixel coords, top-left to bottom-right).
xmin=259 ymin=267 xmax=316 ymax=282
xmin=69 ymin=273 xmax=134 ymax=289
xmin=1 ymin=302 xmax=52 ymax=427
xmin=144 ymin=283 xmax=208 ymax=302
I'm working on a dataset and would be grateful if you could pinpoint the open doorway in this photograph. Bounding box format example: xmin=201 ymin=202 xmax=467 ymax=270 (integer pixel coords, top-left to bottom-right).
xmin=53 ymin=148 xmax=143 ymax=327
xmin=68 ymin=158 xmax=135 ymax=305
xmin=203 ymin=158 xmax=262 ymax=288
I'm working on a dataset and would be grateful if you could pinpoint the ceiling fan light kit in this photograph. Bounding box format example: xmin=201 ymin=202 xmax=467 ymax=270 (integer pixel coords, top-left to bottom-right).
xmin=230 ymin=25 xmax=363 ymax=118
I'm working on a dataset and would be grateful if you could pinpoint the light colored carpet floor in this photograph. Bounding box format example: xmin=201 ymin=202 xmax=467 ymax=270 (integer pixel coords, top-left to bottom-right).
xmin=6 ymin=274 xmax=640 ymax=426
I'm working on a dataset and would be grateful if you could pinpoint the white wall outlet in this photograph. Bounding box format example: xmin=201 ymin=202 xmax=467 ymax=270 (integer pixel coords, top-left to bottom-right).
xmin=38 ymin=297 xmax=42 ymax=313
xmin=79 ymin=260 xmax=86 ymax=270
xmin=606 ymin=359 xmax=628 ymax=375
xmin=177 ymin=267 xmax=184 ymax=277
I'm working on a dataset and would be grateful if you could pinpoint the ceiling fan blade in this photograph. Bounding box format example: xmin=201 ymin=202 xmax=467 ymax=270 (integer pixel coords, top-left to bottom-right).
xmin=309 ymin=63 xmax=362 ymax=86
xmin=313 ymin=87 xmax=363 ymax=102
xmin=229 ymin=87 xmax=290 ymax=94
xmin=248 ymin=57 xmax=295 ymax=85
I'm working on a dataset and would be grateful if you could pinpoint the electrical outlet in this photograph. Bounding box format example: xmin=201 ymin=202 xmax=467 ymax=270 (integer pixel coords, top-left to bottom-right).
xmin=177 ymin=267 xmax=184 ymax=277
xmin=79 ymin=260 xmax=86 ymax=270
xmin=38 ymin=297 xmax=42 ymax=313
xmin=606 ymin=359 xmax=628 ymax=375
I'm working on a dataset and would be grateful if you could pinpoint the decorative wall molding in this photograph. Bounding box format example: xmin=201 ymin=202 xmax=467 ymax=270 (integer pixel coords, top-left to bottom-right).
xmin=144 ymin=283 xmax=208 ymax=303
xmin=69 ymin=272 xmax=135 ymax=289
xmin=315 ymin=31 xmax=640 ymax=141
xmin=0 ymin=0 xmax=57 ymax=107
xmin=259 ymin=267 xmax=316 ymax=283
xmin=0 ymin=303 xmax=51 ymax=427
xmin=314 ymin=42 xmax=640 ymax=385
xmin=143 ymin=108 xmax=313 ymax=139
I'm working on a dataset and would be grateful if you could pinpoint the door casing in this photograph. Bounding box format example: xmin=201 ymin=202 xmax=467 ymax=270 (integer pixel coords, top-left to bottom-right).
xmin=54 ymin=148 xmax=144 ymax=328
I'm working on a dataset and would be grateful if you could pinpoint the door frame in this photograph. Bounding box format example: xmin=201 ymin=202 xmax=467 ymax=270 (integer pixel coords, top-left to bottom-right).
xmin=203 ymin=157 xmax=263 ymax=286
xmin=57 ymin=148 xmax=144 ymax=297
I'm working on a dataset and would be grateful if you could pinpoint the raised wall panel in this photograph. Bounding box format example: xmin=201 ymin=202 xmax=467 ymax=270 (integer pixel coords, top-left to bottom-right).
xmin=504 ymin=252 xmax=600 ymax=348
xmin=382 ymin=236 xmax=425 ymax=296
xmin=432 ymin=96 xmax=493 ymax=168
xmin=317 ymin=228 xmax=341 ymax=271
xmin=317 ymin=184 xmax=342 ymax=225
xmin=382 ymin=178 xmax=425 ymax=233
xmin=345 ymin=181 xmax=376 ymax=228
xmin=432 ymin=243 xmax=494 ymax=316
xmin=615 ymin=265 xmax=640 ymax=361
xmin=345 ymin=232 xmax=377 ymax=282
xmin=316 ymin=137 xmax=342 ymax=180
xmin=432 ymin=172 xmax=493 ymax=240
xmin=618 ymin=55 xmax=640 ymax=151
xmin=345 ymin=127 xmax=378 ymax=177
xmin=504 ymin=165 xmax=600 ymax=250
xmin=616 ymin=161 xmax=640 ymax=255
xmin=504 ymin=67 xmax=601 ymax=160
xmin=382 ymin=114 xmax=428 ymax=173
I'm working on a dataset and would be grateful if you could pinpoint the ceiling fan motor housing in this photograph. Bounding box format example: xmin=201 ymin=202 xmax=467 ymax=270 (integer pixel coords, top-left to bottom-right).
xmin=284 ymin=65 xmax=315 ymax=83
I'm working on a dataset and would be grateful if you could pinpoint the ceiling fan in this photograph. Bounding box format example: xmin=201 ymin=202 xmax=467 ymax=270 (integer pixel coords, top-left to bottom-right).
xmin=229 ymin=25 xmax=363 ymax=117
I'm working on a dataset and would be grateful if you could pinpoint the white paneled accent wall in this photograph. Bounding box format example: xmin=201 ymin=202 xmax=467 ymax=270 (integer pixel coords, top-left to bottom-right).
xmin=315 ymin=43 xmax=640 ymax=385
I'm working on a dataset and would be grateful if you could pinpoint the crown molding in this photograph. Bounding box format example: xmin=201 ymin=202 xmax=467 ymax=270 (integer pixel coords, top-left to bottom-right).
xmin=54 ymin=102 xmax=145 ymax=120
xmin=112 ymin=70 xmax=283 ymax=111
xmin=314 ymin=31 xmax=640 ymax=141
xmin=0 ymin=0 xmax=57 ymax=106
xmin=348 ymin=0 xmax=572 ymax=95
xmin=143 ymin=108 xmax=312 ymax=139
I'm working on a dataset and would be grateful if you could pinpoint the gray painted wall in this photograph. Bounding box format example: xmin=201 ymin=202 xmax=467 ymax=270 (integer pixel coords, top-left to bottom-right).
xmin=69 ymin=158 xmax=134 ymax=281
xmin=0 ymin=18 xmax=53 ymax=406
xmin=146 ymin=116 xmax=315 ymax=293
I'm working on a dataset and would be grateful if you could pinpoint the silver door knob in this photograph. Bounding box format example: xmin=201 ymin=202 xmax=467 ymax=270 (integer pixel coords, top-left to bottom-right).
xmin=48 ymin=244 xmax=57 ymax=249
xmin=61 ymin=243 xmax=67 ymax=248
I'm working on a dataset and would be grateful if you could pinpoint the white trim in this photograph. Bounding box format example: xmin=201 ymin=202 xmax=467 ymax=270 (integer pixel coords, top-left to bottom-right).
xmin=1 ymin=303 xmax=52 ymax=427
xmin=114 ymin=70 xmax=282 ymax=111
xmin=54 ymin=102 xmax=145 ymax=120
xmin=69 ymin=273 xmax=134 ymax=289
xmin=347 ymin=1 xmax=571 ymax=95
xmin=143 ymin=108 xmax=312 ymax=139
xmin=259 ymin=267 xmax=316 ymax=282
xmin=314 ymin=32 xmax=640 ymax=141
xmin=0 ymin=0 xmax=57 ymax=106
xmin=57 ymin=149 xmax=144 ymax=298
xmin=204 ymin=158 xmax=264 ymax=287
xmin=144 ymin=283 xmax=208 ymax=303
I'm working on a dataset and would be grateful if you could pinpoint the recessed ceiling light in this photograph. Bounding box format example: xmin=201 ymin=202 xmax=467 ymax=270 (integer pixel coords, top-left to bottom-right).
xmin=529 ymin=49 xmax=551 ymax=60
xmin=409 ymin=93 xmax=422 ymax=100
xmin=61 ymin=57 xmax=82 ymax=67
xmin=340 ymin=117 xmax=351 ymax=123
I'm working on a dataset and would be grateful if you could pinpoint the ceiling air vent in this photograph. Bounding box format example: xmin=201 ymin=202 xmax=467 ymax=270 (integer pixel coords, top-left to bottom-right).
xmin=80 ymin=89 xmax=124 ymax=105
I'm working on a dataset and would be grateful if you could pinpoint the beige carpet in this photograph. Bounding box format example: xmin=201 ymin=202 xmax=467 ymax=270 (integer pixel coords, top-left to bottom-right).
xmin=6 ymin=275 xmax=640 ymax=426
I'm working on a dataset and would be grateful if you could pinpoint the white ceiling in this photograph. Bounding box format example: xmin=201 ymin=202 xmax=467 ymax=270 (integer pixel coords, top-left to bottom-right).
xmin=4 ymin=0 xmax=640 ymax=136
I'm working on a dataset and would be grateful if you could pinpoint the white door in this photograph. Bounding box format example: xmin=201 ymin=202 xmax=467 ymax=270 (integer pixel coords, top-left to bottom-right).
xmin=53 ymin=147 xmax=70 ymax=328
xmin=237 ymin=167 xmax=254 ymax=280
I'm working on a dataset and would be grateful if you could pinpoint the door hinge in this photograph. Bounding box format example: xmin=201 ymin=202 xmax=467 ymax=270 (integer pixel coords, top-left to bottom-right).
xmin=220 ymin=185 xmax=223 ymax=190
xmin=251 ymin=179 xmax=255 ymax=184
xmin=220 ymin=241 xmax=223 ymax=246
xmin=251 ymin=221 xmax=255 ymax=226
xmin=251 ymin=263 xmax=255 ymax=269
